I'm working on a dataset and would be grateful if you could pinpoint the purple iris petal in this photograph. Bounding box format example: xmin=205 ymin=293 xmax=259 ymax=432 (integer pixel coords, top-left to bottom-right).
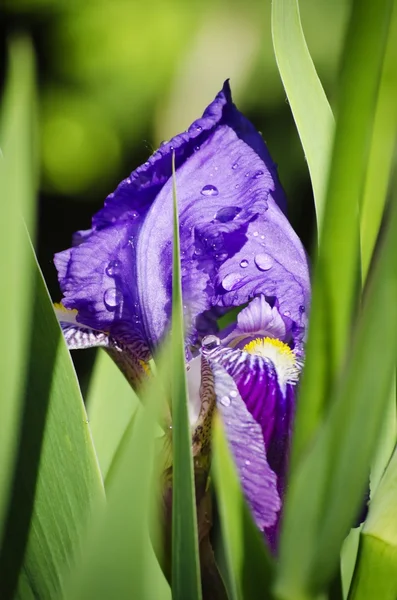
xmin=201 ymin=337 xmax=295 ymax=547
xmin=222 ymin=295 xmax=292 ymax=349
xmin=207 ymin=350 xmax=281 ymax=532
xmin=54 ymin=81 xmax=306 ymax=353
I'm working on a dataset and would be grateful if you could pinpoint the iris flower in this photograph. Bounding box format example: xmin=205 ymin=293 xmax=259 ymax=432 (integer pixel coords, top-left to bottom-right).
xmin=54 ymin=82 xmax=310 ymax=552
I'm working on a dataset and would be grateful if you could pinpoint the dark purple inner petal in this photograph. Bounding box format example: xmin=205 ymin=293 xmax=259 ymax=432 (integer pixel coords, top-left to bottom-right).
xmin=209 ymin=358 xmax=281 ymax=533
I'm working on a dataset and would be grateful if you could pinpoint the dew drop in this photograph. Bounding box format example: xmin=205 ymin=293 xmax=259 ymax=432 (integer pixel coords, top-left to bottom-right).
xmin=202 ymin=335 xmax=221 ymax=351
xmin=253 ymin=231 xmax=259 ymax=237
xmin=215 ymin=206 xmax=241 ymax=223
xmin=160 ymin=140 xmax=168 ymax=147
xmin=144 ymin=161 xmax=150 ymax=167
xmin=245 ymin=171 xmax=250 ymax=177
xmin=194 ymin=145 xmax=200 ymax=152
xmin=220 ymin=395 xmax=231 ymax=407
xmin=254 ymin=254 xmax=273 ymax=271
xmin=253 ymin=170 xmax=264 ymax=179
xmin=284 ymin=311 xmax=291 ymax=317
xmin=222 ymin=273 xmax=241 ymax=291
xmin=235 ymin=183 xmax=240 ymax=189
xmin=245 ymin=460 xmax=251 ymax=466
xmin=299 ymin=304 xmax=306 ymax=313
xmin=232 ymin=162 xmax=238 ymax=170
xmin=103 ymin=287 xmax=122 ymax=310
xmin=201 ymin=184 xmax=219 ymax=196
xmin=105 ymin=260 xmax=120 ymax=277
xmin=131 ymin=210 xmax=139 ymax=220
xmin=260 ymin=235 xmax=265 ymax=240
xmin=194 ymin=247 xmax=203 ymax=257
xmin=240 ymin=259 xmax=249 ymax=268
xmin=230 ymin=390 xmax=238 ymax=398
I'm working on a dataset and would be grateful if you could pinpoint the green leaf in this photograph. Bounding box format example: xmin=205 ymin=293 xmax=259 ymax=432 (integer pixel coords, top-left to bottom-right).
xmin=1 ymin=256 xmax=105 ymax=600
xmin=359 ymin=3 xmax=397 ymax=281
xmin=349 ymin=443 xmax=397 ymax=600
xmin=276 ymin=197 xmax=397 ymax=599
xmin=171 ymin=154 xmax=202 ymax=600
xmin=291 ymin=0 xmax=394 ymax=468
xmin=86 ymin=349 xmax=139 ymax=482
xmin=271 ymin=0 xmax=334 ymax=228
xmin=212 ymin=415 xmax=274 ymax=600
xmin=66 ymin=398 xmax=171 ymax=600
xmin=0 ymin=36 xmax=36 ymax=547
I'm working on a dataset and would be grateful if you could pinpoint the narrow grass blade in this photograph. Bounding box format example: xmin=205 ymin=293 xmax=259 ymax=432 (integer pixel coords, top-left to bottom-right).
xmin=360 ymin=3 xmax=397 ymax=281
xmin=171 ymin=155 xmax=202 ymax=600
xmin=86 ymin=349 xmax=139 ymax=481
xmin=271 ymin=0 xmax=334 ymax=228
xmin=276 ymin=198 xmax=397 ymax=599
xmin=0 ymin=253 xmax=105 ymax=600
xmin=212 ymin=415 xmax=274 ymax=600
xmin=0 ymin=37 xmax=36 ymax=546
xmin=291 ymin=0 xmax=394 ymax=467
xmin=349 ymin=443 xmax=397 ymax=600
xmin=66 ymin=397 xmax=171 ymax=600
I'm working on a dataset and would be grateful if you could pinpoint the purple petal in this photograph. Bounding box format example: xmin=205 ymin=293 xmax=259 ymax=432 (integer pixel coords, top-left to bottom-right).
xmin=201 ymin=337 xmax=296 ymax=548
xmin=138 ymin=123 xmax=308 ymax=348
xmin=201 ymin=337 xmax=295 ymax=485
xmin=54 ymin=81 xmax=308 ymax=355
xmin=207 ymin=349 xmax=281 ymax=532
xmin=222 ymin=295 xmax=291 ymax=348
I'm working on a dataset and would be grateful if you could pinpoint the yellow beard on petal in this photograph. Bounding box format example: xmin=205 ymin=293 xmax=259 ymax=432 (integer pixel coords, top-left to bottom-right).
xmin=243 ymin=337 xmax=300 ymax=387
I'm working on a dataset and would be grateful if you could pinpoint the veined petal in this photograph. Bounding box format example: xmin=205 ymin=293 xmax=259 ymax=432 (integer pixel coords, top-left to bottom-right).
xmin=55 ymin=305 xmax=150 ymax=390
xmin=201 ymin=336 xmax=296 ymax=513
xmin=138 ymin=121 xmax=308 ymax=348
xmin=200 ymin=338 xmax=282 ymax=534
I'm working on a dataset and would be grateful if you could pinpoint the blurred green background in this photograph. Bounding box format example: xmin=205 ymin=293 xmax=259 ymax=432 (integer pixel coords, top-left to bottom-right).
xmin=0 ymin=0 xmax=348 ymax=384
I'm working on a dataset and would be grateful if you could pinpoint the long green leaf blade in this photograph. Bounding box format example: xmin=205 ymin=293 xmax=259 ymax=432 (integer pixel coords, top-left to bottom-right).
xmin=349 ymin=443 xmax=397 ymax=600
xmin=1 ymin=254 xmax=105 ymax=600
xmin=0 ymin=36 xmax=36 ymax=547
xmin=86 ymin=349 xmax=139 ymax=482
xmin=66 ymin=397 xmax=170 ymax=600
xmin=360 ymin=2 xmax=397 ymax=281
xmin=291 ymin=0 xmax=394 ymax=467
xmin=271 ymin=0 xmax=334 ymax=228
xmin=171 ymin=155 xmax=202 ymax=600
xmin=276 ymin=198 xmax=397 ymax=599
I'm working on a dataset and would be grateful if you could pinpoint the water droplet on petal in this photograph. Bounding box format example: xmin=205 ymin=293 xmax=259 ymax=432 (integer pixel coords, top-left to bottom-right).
xmin=201 ymin=184 xmax=219 ymax=196
xmin=220 ymin=395 xmax=231 ymax=407
xmin=104 ymin=287 xmax=123 ymax=310
xmin=105 ymin=260 xmax=120 ymax=277
xmin=240 ymin=259 xmax=249 ymax=268
xmin=253 ymin=170 xmax=264 ymax=179
xmin=235 ymin=183 xmax=240 ymax=189
xmin=284 ymin=311 xmax=291 ymax=317
xmin=245 ymin=172 xmax=250 ymax=177
xmin=202 ymin=335 xmax=221 ymax=350
xmin=194 ymin=247 xmax=203 ymax=257
xmin=253 ymin=231 xmax=259 ymax=237
xmin=215 ymin=206 xmax=241 ymax=222
xmin=144 ymin=161 xmax=150 ymax=167
xmin=254 ymin=254 xmax=273 ymax=271
xmin=196 ymin=125 xmax=202 ymax=132
xmin=232 ymin=162 xmax=238 ymax=170
xmin=194 ymin=145 xmax=200 ymax=152
xmin=299 ymin=304 xmax=306 ymax=313
xmin=222 ymin=273 xmax=242 ymax=291
xmin=131 ymin=210 xmax=139 ymax=220
xmin=260 ymin=235 xmax=265 ymax=240
xmin=230 ymin=390 xmax=238 ymax=398
xmin=245 ymin=459 xmax=251 ymax=466
xmin=160 ymin=140 xmax=168 ymax=147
